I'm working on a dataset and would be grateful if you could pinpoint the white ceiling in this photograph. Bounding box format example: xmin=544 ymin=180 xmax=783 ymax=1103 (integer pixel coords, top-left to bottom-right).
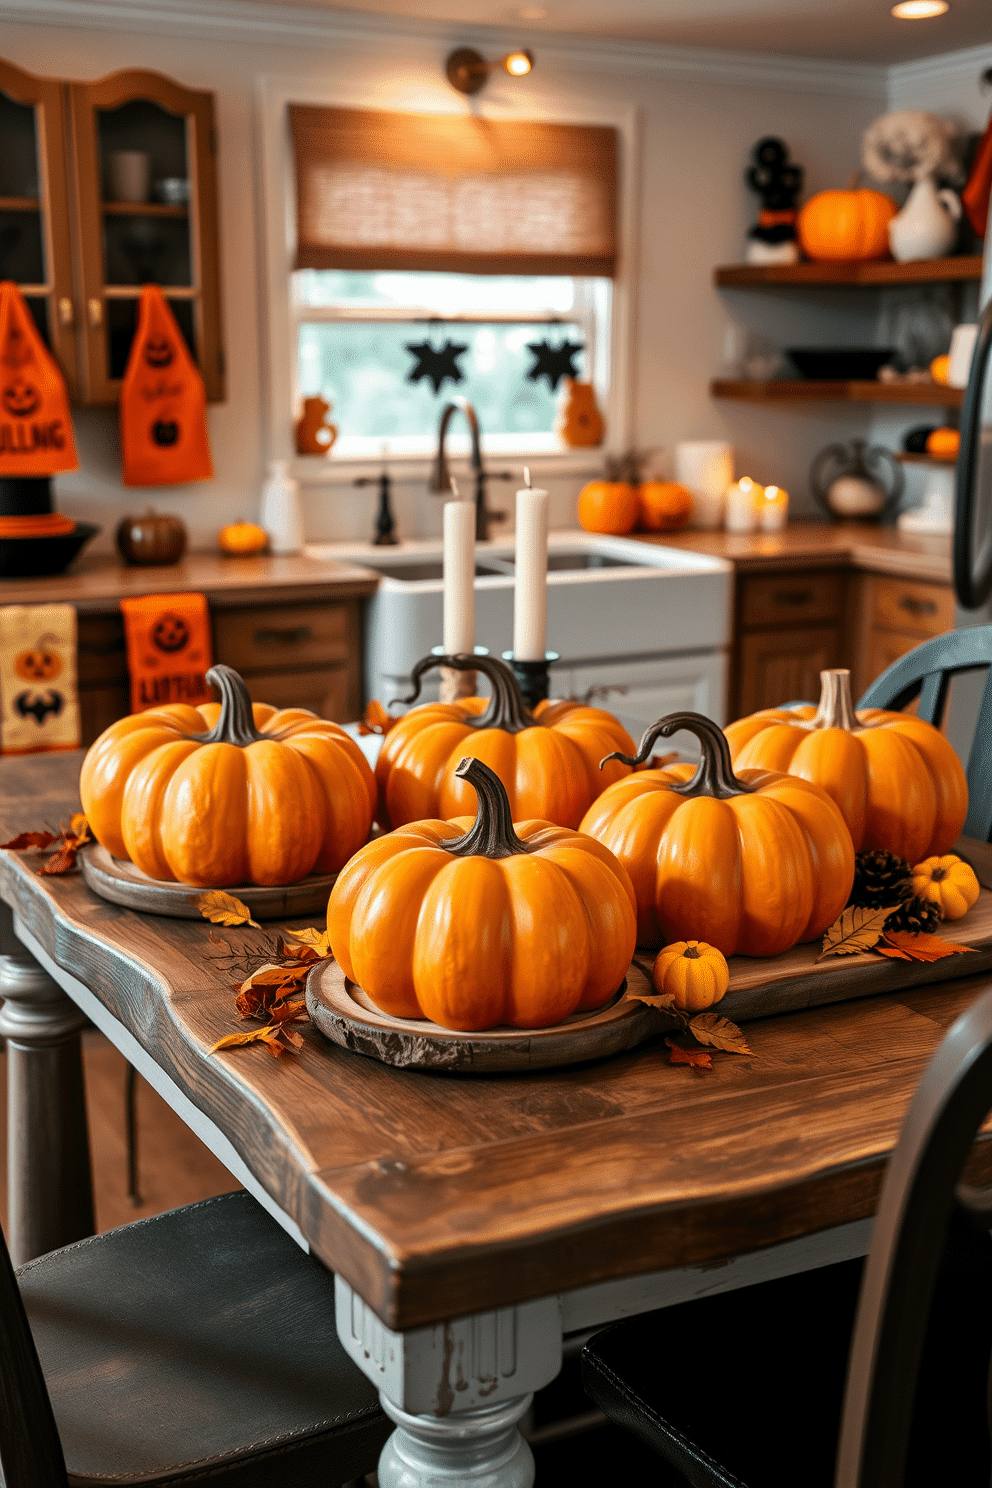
xmin=257 ymin=0 xmax=991 ymax=65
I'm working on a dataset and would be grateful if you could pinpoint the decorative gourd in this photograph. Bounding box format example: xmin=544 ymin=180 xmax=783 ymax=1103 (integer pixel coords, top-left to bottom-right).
xmin=797 ymin=189 xmax=897 ymax=262
xmin=577 ymin=479 xmax=639 ymax=535
xmin=911 ymin=854 xmax=980 ymax=920
xmin=79 ymin=664 xmax=376 ymax=887
xmin=116 ymin=508 xmax=188 ymax=566
xmin=327 ymin=756 xmax=637 ymax=1031
xmin=925 ymin=427 xmax=960 ymax=458
xmin=638 ymin=481 xmax=692 ymax=533
xmin=652 ymin=940 xmax=729 ymax=1012
xmin=557 ymin=379 xmax=604 ymax=448
xmin=218 ymin=521 xmax=268 ymax=556
xmin=375 ymin=652 xmax=637 ymax=830
xmin=724 ymin=669 xmax=967 ymax=863
xmin=579 ymin=711 xmax=854 ymax=955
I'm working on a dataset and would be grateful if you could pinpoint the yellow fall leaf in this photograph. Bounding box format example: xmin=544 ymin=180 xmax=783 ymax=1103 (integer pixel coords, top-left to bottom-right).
xmin=285 ymin=926 xmax=333 ymax=957
xmin=817 ymin=903 xmax=900 ymax=962
xmin=190 ymin=890 xmax=261 ymax=929
xmin=689 ymin=1011 xmax=751 ymax=1054
xmin=210 ymin=1025 xmax=284 ymax=1054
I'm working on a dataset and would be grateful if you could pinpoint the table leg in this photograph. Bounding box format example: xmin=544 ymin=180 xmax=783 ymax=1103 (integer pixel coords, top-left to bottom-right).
xmin=336 ymin=1278 xmax=562 ymax=1488
xmin=0 ymin=915 xmax=94 ymax=1267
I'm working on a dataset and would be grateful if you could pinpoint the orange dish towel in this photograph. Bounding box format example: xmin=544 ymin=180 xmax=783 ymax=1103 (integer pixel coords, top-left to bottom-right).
xmin=120 ymin=592 xmax=214 ymax=713
xmin=0 ymin=603 xmax=80 ymax=753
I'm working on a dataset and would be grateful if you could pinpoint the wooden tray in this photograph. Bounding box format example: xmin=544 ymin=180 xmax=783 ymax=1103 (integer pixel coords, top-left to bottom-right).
xmin=80 ymin=843 xmax=337 ymax=921
xmin=306 ymin=959 xmax=658 ymax=1072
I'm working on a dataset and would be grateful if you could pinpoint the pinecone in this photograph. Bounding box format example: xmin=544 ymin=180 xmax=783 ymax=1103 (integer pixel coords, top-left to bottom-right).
xmin=884 ymin=895 xmax=944 ymax=936
xmin=850 ymin=849 xmax=913 ymax=908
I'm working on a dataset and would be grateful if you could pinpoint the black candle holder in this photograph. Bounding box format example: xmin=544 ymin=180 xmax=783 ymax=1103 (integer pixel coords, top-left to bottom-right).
xmin=501 ymin=650 xmax=559 ymax=710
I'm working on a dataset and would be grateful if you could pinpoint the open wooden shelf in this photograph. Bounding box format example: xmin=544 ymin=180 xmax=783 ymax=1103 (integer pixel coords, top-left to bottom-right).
xmin=0 ymin=195 xmax=40 ymax=213
xmin=895 ymin=451 xmax=958 ymax=465
xmin=711 ymin=378 xmax=964 ymax=408
xmin=101 ymin=200 xmax=188 ymax=218
xmin=714 ymin=255 xmax=983 ymax=288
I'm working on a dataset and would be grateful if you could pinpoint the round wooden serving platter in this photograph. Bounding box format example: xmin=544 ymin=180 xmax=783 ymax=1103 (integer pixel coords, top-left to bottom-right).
xmin=305 ymin=958 xmax=658 ymax=1073
xmin=80 ymin=844 xmax=336 ymax=921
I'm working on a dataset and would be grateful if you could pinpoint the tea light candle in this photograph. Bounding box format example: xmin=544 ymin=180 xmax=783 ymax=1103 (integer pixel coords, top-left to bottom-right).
xmin=513 ymin=478 xmax=549 ymax=662
xmin=443 ymin=498 xmax=475 ymax=655
xmin=758 ymin=484 xmax=789 ymax=532
xmin=725 ymin=476 xmax=763 ymax=533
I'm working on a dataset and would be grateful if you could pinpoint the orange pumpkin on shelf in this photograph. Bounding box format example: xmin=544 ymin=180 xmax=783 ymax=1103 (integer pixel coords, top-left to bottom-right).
xmin=925 ymin=427 xmax=960 ymax=459
xmin=79 ymin=664 xmax=376 ymax=887
xmin=374 ymin=652 xmax=636 ymax=830
xmin=578 ymin=478 xmax=639 ymax=535
xmin=638 ymin=481 xmax=693 ymax=533
xmin=579 ymin=711 xmax=854 ymax=955
xmin=724 ymin=668 xmax=967 ymax=864
xmin=797 ymin=188 xmax=897 ymax=262
xmin=327 ymin=755 xmax=637 ymax=1031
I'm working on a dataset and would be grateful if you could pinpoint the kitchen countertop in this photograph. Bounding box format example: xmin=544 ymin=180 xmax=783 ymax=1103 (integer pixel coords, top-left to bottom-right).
xmin=635 ymin=520 xmax=953 ymax=585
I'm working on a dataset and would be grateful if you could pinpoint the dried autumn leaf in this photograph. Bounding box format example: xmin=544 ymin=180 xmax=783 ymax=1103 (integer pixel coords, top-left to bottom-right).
xmin=877 ymin=930 xmax=976 ymax=963
xmin=666 ymin=1038 xmax=713 ymax=1071
xmin=286 ymin=926 xmax=333 ymax=957
xmin=0 ymin=830 xmax=57 ymax=851
xmin=875 ymin=944 xmax=915 ymax=962
xmin=689 ymin=1012 xmax=752 ymax=1055
xmin=38 ymin=843 xmax=81 ymax=875
xmin=190 ymin=890 xmax=261 ymax=929
xmin=241 ymin=965 xmax=306 ymax=989
xmin=67 ymin=814 xmax=91 ymax=846
xmin=357 ymin=699 xmax=398 ymax=737
xmin=817 ymin=903 xmax=901 ymax=962
xmin=210 ymin=1025 xmax=283 ymax=1054
xmin=626 ymin=988 xmax=680 ymax=1015
xmin=267 ymin=998 xmax=308 ymax=1024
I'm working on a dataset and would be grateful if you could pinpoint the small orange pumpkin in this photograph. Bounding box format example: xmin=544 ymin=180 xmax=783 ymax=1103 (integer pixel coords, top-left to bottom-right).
xmin=797 ymin=189 xmax=897 ymax=262
xmin=652 ymin=940 xmax=729 ymax=1012
xmin=328 ymin=756 xmax=637 ymax=1031
xmin=911 ymin=854 xmax=980 ymax=921
xmin=724 ymin=668 xmax=968 ymax=863
xmin=638 ymin=481 xmax=692 ymax=532
xmin=578 ymin=479 xmax=639 ymax=535
xmin=218 ymin=521 xmax=268 ymax=556
xmin=925 ymin=427 xmax=960 ymax=459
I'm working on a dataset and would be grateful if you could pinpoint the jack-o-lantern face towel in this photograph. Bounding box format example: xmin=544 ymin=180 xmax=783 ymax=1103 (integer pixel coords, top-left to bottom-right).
xmin=0 ymin=281 xmax=78 ymax=476
xmin=120 ymin=286 xmax=213 ymax=487
xmin=0 ymin=604 xmax=80 ymax=754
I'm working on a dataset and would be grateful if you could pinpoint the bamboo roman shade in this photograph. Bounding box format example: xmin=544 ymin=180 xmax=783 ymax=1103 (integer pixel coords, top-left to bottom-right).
xmin=289 ymin=104 xmax=618 ymax=277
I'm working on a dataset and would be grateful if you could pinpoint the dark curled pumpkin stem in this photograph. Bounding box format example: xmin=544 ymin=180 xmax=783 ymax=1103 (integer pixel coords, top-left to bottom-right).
xmin=194 ymin=665 xmax=265 ymax=747
xmin=443 ymin=757 xmax=532 ymax=859
xmin=396 ymin=653 xmax=534 ymax=734
xmin=600 ymin=711 xmax=754 ymax=800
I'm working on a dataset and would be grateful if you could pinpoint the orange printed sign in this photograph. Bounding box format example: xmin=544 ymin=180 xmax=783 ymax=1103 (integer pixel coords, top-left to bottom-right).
xmin=120 ymin=286 xmax=213 ymax=487
xmin=0 ymin=281 xmax=77 ymax=476
xmin=120 ymin=592 xmax=214 ymax=713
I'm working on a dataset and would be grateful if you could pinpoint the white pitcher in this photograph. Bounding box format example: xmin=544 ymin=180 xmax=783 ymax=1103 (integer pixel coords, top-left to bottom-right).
xmin=889 ymin=176 xmax=961 ymax=263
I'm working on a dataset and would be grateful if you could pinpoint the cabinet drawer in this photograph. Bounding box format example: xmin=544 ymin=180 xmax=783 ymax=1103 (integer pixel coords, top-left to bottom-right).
xmin=240 ymin=668 xmax=351 ymax=722
xmin=739 ymin=571 xmax=844 ymax=629
xmin=868 ymin=576 xmax=954 ymax=638
xmin=213 ymin=603 xmax=351 ymax=674
xmin=77 ymin=616 xmax=127 ymax=684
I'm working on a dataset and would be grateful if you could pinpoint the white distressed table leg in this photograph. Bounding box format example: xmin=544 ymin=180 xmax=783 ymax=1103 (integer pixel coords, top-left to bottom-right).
xmin=336 ymin=1278 xmax=562 ymax=1488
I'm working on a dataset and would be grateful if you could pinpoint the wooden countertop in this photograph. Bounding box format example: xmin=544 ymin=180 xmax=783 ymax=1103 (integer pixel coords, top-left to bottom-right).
xmin=636 ymin=521 xmax=953 ymax=585
xmin=0 ymin=551 xmax=380 ymax=614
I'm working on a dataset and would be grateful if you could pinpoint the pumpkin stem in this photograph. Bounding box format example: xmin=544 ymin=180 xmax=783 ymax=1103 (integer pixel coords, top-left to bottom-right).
xmin=399 ymin=652 xmax=534 ymax=734
xmin=194 ymin=665 xmax=265 ymax=747
xmin=683 ymin=945 xmax=701 ymax=959
xmin=812 ymin=669 xmax=859 ymax=731
xmin=443 ymin=757 xmax=532 ymax=859
xmin=601 ymin=711 xmax=754 ymax=800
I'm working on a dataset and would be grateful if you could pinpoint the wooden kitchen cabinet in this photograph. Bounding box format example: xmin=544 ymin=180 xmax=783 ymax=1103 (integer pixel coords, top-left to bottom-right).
xmin=851 ymin=571 xmax=955 ymax=699
xmin=729 ymin=568 xmax=848 ymax=717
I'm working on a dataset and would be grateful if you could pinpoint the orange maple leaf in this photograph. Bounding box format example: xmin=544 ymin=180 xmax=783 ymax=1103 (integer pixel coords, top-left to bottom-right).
xmin=878 ymin=930 xmax=975 ymax=963
xmin=666 ymin=1037 xmax=713 ymax=1071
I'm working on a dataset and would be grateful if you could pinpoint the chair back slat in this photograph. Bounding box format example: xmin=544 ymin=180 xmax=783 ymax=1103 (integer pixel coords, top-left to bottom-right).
xmin=0 ymin=1229 xmax=68 ymax=1488
xmin=835 ymin=982 xmax=992 ymax=1487
xmin=915 ymin=669 xmax=948 ymax=728
xmin=964 ymin=665 xmax=992 ymax=841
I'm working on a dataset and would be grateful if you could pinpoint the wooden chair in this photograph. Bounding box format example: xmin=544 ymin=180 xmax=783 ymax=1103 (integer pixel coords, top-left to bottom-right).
xmin=1 ymin=1189 xmax=390 ymax=1488
xmin=857 ymin=623 xmax=992 ymax=842
xmin=581 ymin=982 xmax=992 ymax=1487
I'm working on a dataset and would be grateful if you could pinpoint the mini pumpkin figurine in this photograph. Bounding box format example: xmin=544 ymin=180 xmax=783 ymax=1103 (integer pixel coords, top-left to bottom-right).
xmin=556 ymin=379 xmax=604 ymax=448
xmin=217 ymin=520 xmax=268 ymax=556
xmin=652 ymin=941 xmax=729 ymax=1013
xmin=116 ymin=508 xmax=188 ymax=566
xmin=327 ymin=755 xmax=637 ymax=1031
xmin=911 ymin=854 xmax=980 ymax=920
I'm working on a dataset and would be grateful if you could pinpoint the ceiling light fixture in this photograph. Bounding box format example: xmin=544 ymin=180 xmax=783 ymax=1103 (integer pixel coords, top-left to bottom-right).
xmin=891 ymin=0 xmax=949 ymax=16
xmin=445 ymin=47 xmax=535 ymax=94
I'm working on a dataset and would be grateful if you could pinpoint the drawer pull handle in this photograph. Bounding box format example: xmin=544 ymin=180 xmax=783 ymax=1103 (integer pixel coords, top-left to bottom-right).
xmin=253 ymin=625 xmax=312 ymax=645
xmin=898 ymin=595 xmax=937 ymax=618
xmin=773 ymin=589 xmax=815 ymax=606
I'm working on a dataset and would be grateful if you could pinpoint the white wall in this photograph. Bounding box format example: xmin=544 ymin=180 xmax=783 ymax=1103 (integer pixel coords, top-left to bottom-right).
xmin=1 ymin=9 xmax=900 ymax=546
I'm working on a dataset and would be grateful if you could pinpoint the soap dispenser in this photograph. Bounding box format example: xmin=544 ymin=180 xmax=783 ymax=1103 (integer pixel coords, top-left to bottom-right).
xmin=259 ymin=459 xmax=304 ymax=555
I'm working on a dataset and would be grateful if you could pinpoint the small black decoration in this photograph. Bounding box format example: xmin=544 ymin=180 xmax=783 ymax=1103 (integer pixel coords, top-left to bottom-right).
xmin=405 ymin=339 xmax=468 ymax=394
xmin=525 ymin=337 xmax=584 ymax=391
xmin=746 ymin=137 xmax=804 ymax=247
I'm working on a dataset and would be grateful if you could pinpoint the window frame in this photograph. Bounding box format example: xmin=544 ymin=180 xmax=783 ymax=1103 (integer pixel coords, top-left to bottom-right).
xmin=256 ymin=71 xmax=641 ymax=485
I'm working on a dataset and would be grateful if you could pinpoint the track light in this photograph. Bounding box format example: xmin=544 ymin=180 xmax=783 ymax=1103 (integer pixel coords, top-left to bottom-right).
xmin=445 ymin=47 xmax=535 ymax=95
xmin=891 ymin=0 xmax=949 ymax=16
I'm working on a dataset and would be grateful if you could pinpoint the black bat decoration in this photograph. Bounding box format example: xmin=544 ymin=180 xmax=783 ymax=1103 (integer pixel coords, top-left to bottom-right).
xmin=15 ymin=690 xmax=63 ymax=725
xmin=525 ymin=337 xmax=585 ymax=391
xmin=405 ymin=339 xmax=468 ymax=394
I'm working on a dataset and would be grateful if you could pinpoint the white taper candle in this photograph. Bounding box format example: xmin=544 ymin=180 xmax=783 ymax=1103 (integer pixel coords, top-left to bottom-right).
xmin=513 ymin=484 xmax=549 ymax=662
xmin=442 ymin=498 xmax=475 ymax=655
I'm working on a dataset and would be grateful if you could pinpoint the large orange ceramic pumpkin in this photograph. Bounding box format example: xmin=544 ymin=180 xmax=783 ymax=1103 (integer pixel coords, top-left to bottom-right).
xmin=724 ymin=669 xmax=967 ymax=864
xmin=797 ymin=189 xmax=896 ymax=262
xmin=577 ymin=479 xmax=639 ymax=535
xmin=579 ymin=711 xmax=854 ymax=955
xmin=375 ymin=652 xmax=636 ymax=830
xmin=80 ymin=664 xmax=376 ymax=886
xmin=328 ymin=756 xmax=637 ymax=1030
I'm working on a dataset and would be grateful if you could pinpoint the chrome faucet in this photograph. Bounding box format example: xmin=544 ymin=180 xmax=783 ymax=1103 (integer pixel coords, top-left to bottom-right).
xmin=429 ymin=397 xmax=505 ymax=542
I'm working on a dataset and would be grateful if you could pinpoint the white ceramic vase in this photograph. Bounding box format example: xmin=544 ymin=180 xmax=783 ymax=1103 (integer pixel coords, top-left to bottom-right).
xmin=259 ymin=459 xmax=304 ymax=555
xmin=888 ymin=177 xmax=961 ymax=263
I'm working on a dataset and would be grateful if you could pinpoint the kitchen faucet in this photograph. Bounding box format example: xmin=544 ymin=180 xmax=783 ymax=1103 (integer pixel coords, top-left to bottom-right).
xmin=429 ymin=397 xmax=505 ymax=542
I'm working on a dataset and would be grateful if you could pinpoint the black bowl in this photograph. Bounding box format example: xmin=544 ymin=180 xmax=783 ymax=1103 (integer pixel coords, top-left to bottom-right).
xmin=786 ymin=348 xmax=895 ymax=381
xmin=0 ymin=522 xmax=100 ymax=579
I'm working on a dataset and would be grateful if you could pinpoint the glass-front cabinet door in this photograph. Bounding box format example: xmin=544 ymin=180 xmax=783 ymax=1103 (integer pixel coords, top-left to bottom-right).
xmin=0 ymin=59 xmax=79 ymax=397
xmin=68 ymin=69 xmax=224 ymax=403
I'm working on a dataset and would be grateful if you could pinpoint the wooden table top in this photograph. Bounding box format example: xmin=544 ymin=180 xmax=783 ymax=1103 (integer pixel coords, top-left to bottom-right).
xmin=636 ymin=520 xmax=953 ymax=584
xmin=1 ymin=753 xmax=989 ymax=1331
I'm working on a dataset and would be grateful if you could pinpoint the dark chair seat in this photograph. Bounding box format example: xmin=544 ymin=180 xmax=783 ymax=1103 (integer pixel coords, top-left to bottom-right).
xmin=14 ymin=1191 xmax=390 ymax=1488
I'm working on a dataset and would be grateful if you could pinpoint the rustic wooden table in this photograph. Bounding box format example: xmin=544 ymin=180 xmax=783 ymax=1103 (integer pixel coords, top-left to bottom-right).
xmin=2 ymin=752 xmax=991 ymax=1488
